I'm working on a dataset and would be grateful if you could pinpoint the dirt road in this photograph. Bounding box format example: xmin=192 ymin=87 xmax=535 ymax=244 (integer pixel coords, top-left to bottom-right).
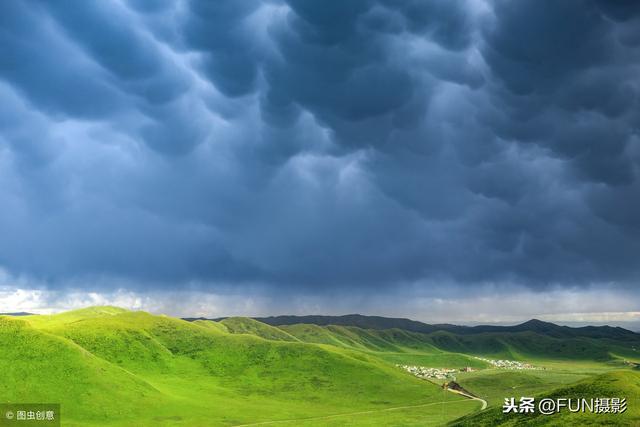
xmin=445 ymin=388 xmax=488 ymax=410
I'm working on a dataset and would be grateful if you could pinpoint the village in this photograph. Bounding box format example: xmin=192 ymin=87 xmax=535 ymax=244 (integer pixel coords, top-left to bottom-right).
xmin=473 ymin=357 xmax=540 ymax=370
xmin=398 ymin=357 xmax=540 ymax=380
xmin=397 ymin=365 xmax=477 ymax=381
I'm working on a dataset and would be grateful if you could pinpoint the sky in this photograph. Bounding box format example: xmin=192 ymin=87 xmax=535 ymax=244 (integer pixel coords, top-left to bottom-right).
xmin=1 ymin=0 xmax=640 ymax=325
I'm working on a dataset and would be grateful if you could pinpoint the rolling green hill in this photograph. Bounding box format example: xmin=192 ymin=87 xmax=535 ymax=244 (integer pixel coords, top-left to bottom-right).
xmin=278 ymin=323 xmax=488 ymax=369
xmin=279 ymin=324 xmax=436 ymax=352
xmin=2 ymin=307 xmax=471 ymax=426
xmin=192 ymin=318 xmax=230 ymax=333
xmin=455 ymin=370 xmax=592 ymax=407
xmin=187 ymin=314 xmax=640 ymax=367
xmin=0 ymin=315 xmax=168 ymax=425
xmin=255 ymin=315 xmax=640 ymax=342
xmin=243 ymin=316 xmax=640 ymax=426
xmin=255 ymin=314 xmax=448 ymax=334
xmin=276 ymin=324 xmax=640 ymax=364
xmin=422 ymin=330 xmax=617 ymax=361
xmin=2 ymin=307 xmax=639 ymax=426
xmin=451 ymin=370 xmax=640 ymax=426
xmin=220 ymin=317 xmax=300 ymax=342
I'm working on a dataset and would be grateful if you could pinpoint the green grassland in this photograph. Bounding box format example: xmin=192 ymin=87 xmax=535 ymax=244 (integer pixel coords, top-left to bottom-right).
xmin=192 ymin=319 xmax=230 ymax=334
xmin=263 ymin=397 xmax=481 ymax=426
xmin=1 ymin=306 xmax=639 ymax=426
xmin=452 ymin=370 xmax=640 ymax=426
xmin=219 ymin=317 xmax=300 ymax=342
xmin=278 ymin=322 xmax=640 ymax=364
xmin=2 ymin=308 xmax=469 ymax=426
xmin=278 ymin=323 xmax=487 ymax=369
xmin=456 ymin=369 xmax=593 ymax=407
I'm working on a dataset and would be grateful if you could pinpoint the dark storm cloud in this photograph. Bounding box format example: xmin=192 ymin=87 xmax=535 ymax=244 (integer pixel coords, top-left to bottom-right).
xmin=481 ymin=0 xmax=640 ymax=185
xmin=0 ymin=2 xmax=124 ymax=118
xmin=1 ymin=0 xmax=639 ymax=294
xmin=184 ymin=0 xmax=262 ymax=97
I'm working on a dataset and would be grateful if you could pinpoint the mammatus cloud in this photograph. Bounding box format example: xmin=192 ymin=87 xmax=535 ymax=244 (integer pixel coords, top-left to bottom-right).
xmin=1 ymin=1 xmax=639 ymax=312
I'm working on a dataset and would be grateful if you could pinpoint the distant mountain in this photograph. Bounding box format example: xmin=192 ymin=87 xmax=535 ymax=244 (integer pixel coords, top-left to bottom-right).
xmin=0 ymin=312 xmax=35 ymax=316
xmin=183 ymin=314 xmax=640 ymax=343
xmin=253 ymin=314 xmax=450 ymax=334
xmin=182 ymin=314 xmax=640 ymax=362
xmin=247 ymin=314 xmax=640 ymax=341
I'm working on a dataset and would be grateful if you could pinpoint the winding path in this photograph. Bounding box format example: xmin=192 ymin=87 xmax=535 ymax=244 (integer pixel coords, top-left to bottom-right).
xmin=232 ymin=378 xmax=487 ymax=426
xmin=445 ymin=388 xmax=488 ymax=410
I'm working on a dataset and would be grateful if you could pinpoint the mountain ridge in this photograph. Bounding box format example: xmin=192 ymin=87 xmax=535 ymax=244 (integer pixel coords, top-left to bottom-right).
xmin=0 ymin=311 xmax=36 ymax=316
xmin=182 ymin=314 xmax=640 ymax=341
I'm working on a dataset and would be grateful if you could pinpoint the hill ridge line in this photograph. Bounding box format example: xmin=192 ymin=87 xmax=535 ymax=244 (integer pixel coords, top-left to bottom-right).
xmin=181 ymin=314 xmax=640 ymax=340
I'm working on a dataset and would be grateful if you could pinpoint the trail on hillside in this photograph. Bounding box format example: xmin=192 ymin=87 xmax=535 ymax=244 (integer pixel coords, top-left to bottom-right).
xmin=445 ymin=388 xmax=488 ymax=410
xmin=232 ymin=399 xmax=479 ymax=426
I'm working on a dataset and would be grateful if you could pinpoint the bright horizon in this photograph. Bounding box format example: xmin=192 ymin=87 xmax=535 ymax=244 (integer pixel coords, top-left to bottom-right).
xmin=3 ymin=295 xmax=640 ymax=331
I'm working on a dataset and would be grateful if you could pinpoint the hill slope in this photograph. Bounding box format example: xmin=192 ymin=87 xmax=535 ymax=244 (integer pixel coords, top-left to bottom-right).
xmin=3 ymin=307 xmax=469 ymax=426
xmin=451 ymin=370 xmax=640 ymax=426
xmin=0 ymin=315 xmax=168 ymax=425
xmin=220 ymin=316 xmax=300 ymax=342
xmin=276 ymin=323 xmax=638 ymax=363
xmin=6 ymin=307 xmax=639 ymax=426
xmin=192 ymin=318 xmax=229 ymax=333
xmin=251 ymin=315 xmax=640 ymax=341
xmin=279 ymin=324 xmax=438 ymax=352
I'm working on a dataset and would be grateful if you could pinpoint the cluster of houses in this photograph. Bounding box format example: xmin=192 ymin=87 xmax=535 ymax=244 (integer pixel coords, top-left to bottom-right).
xmin=474 ymin=357 xmax=539 ymax=370
xmin=397 ymin=365 xmax=459 ymax=380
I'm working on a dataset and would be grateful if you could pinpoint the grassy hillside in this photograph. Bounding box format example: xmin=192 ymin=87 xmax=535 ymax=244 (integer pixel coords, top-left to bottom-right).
xmin=279 ymin=324 xmax=487 ymax=369
xmin=2 ymin=307 xmax=473 ymax=426
xmin=257 ymin=315 xmax=640 ymax=342
xmin=279 ymin=324 xmax=436 ymax=352
xmin=451 ymin=370 xmax=640 ymax=426
xmin=0 ymin=315 xmax=168 ymax=425
xmin=220 ymin=316 xmax=300 ymax=342
xmin=256 ymin=314 xmax=447 ymax=334
xmin=263 ymin=398 xmax=482 ymax=426
xmin=3 ymin=307 xmax=638 ymax=426
xmin=456 ymin=370 xmax=590 ymax=407
xmin=24 ymin=306 xmax=128 ymax=325
xmin=421 ymin=330 xmax=623 ymax=361
xmin=278 ymin=323 xmax=639 ymax=365
xmin=192 ymin=318 xmax=230 ymax=333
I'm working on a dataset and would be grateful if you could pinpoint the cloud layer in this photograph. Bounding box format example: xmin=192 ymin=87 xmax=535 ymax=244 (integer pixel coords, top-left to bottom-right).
xmin=1 ymin=0 xmax=639 ymax=301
